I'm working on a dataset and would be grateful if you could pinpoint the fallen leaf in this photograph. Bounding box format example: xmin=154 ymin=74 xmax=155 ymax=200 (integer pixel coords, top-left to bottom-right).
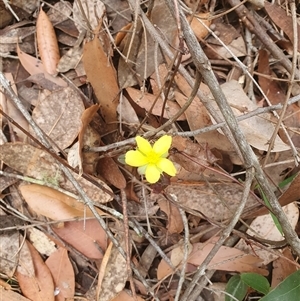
xmin=165 ymin=182 xmax=258 ymax=221
xmin=16 ymin=240 xmax=55 ymax=301
xmin=157 ymin=197 xmax=184 ymax=234
xmin=236 ymin=202 xmax=299 ymax=265
xmin=36 ymin=8 xmax=60 ymax=75
xmin=157 ymin=241 xmax=267 ymax=280
xmin=83 ymin=36 xmax=119 ymax=126
xmin=52 ymin=219 xmax=107 ymax=260
xmin=213 ymin=80 xmax=290 ymax=152
xmin=31 ymin=86 xmax=85 ymax=150
xmin=17 ymin=44 xmax=67 ymax=89
xmin=265 ymin=2 xmax=300 ymax=52
xmin=127 ymin=87 xmax=186 ymax=120
xmin=20 ymin=184 xmax=105 ymax=220
xmin=97 ymin=235 xmax=128 ymax=301
xmin=0 ymin=143 xmax=113 ymax=204
xmin=0 ymin=286 xmax=31 ymax=301
xmin=45 ymin=247 xmax=75 ymax=300
xmin=0 ymin=231 xmax=20 ymax=277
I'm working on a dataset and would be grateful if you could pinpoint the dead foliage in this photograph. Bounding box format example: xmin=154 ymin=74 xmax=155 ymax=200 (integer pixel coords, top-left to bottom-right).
xmin=0 ymin=1 xmax=299 ymax=301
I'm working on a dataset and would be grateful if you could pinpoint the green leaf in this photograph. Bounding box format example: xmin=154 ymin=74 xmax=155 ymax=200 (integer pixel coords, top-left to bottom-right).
xmin=278 ymin=173 xmax=297 ymax=189
xmin=260 ymin=270 xmax=300 ymax=301
xmin=240 ymin=273 xmax=270 ymax=295
xmin=225 ymin=275 xmax=248 ymax=301
xmin=257 ymin=185 xmax=283 ymax=235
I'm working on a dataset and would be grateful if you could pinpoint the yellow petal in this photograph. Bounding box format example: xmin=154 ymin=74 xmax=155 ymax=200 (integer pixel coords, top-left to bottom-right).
xmin=125 ymin=150 xmax=148 ymax=167
xmin=136 ymin=136 xmax=152 ymax=155
xmin=157 ymin=158 xmax=176 ymax=176
xmin=145 ymin=164 xmax=161 ymax=183
xmin=153 ymin=135 xmax=172 ymax=156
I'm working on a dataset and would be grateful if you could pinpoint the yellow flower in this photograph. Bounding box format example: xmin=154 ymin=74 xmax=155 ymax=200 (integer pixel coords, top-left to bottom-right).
xmin=125 ymin=135 xmax=177 ymax=184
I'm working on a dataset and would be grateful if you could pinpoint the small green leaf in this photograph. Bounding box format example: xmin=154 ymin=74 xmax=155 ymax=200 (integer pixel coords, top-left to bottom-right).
xmin=260 ymin=270 xmax=300 ymax=301
xmin=225 ymin=275 xmax=248 ymax=301
xmin=240 ymin=273 xmax=270 ymax=295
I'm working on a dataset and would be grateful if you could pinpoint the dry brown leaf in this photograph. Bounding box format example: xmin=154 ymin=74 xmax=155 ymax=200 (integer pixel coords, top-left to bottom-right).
xmin=52 ymin=219 xmax=107 ymax=260
xmin=0 ymin=73 xmax=29 ymax=142
xmin=16 ymin=240 xmax=55 ymax=301
xmin=190 ymin=13 xmax=211 ymax=41
xmin=127 ymin=87 xmax=186 ymax=121
xmin=73 ymin=0 xmax=106 ymax=33
xmin=157 ymin=198 xmax=184 ymax=234
xmin=271 ymin=248 xmax=298 ymax=288
xmin=45 ymin=247 xmax=75 ymax=300
xmin=36 ymin=8 xmax=60 ymax=75
xmin=78 ymin=104 xmax=100 ymax=174
xmin=0 ymin=286 xmax=31 ymax=301
xmin=83 ymin=36 xmax=119 ymax=126
xmin=236 ymin=202 xmax=299 ymax=265
xmin=173 ymin=86 xmax=238 ymax=163
xmin=165 ymin=182 xmax=258 ymax=221
xmin=96 ymin=157 xmax=126 ymax=189
xmin=96 ymin=235 xmax=128 ymax=301
xmin=28 ymin=228 xmax=56 ymax=257
xmin=258 ymin=49 xmax=300 ymax=147
xmin=265 ymin=2 xmax=300 ymax=52
xmin=0 ymin=231 xmax=20 ymax=277
xmin=117 ymin=94 xmax=139 ymax=125
xmin=57 ymin=45 xmax=83 ymax=73
xmin=20 ymin=184 xmax=105 ymax=220
xmin=157 ymin=241 xmax=267 ymax=280
xmin=31 ymin=86 xmax=85 ymax=150
xmin=118 ymin=1 xmax=177 ymax=88
xmin=170 ymin=136 xmax=218 ymax=174
xmin=17 ymin=44 xmax=67 ymax=89
xmin=0 ymin=143 xmax=113 ymax=204
xmin=214 ymin=80 xmax=290 ymax=152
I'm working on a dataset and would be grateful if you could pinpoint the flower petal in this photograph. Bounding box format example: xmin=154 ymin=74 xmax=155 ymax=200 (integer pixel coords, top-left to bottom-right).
xmin=157 ymin=158 xmax=177 ymax=176
xmin=153 ymin=135 xmax=172 ymax=156
xmin=136 ymin=136 xmax=152 ymax=155
xmin=145 ymin=164 xmax=161 ymax=183
xmin=125 ymin=150 xmax=148 ymax=167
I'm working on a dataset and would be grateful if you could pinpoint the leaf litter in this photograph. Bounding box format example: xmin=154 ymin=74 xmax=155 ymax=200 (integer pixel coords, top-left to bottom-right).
xmin=0 ymin=1 xmax=299 ymax=301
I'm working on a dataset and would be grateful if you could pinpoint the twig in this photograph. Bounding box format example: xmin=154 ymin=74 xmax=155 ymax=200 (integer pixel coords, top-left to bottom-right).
xmin=174 ymin=207 xmax=190 ymax=301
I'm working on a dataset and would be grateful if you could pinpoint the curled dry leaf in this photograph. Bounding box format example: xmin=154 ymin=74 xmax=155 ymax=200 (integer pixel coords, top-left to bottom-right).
xmin=0 ymin=143 xmax=113 ymax=203
xmin=31 ymin=86 xmax=85 ymax=150
xmin=45 ymin=247 xmax=75 ymax=299
xmin=16 ymin=240 xmax=55 ymax=301
xmin=36 ymin=8 xmax=60 ymax=75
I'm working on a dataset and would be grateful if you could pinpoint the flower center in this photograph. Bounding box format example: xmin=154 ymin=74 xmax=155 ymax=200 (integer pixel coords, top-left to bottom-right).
xmin=146 ymin=151 xmax=160 ymax=164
